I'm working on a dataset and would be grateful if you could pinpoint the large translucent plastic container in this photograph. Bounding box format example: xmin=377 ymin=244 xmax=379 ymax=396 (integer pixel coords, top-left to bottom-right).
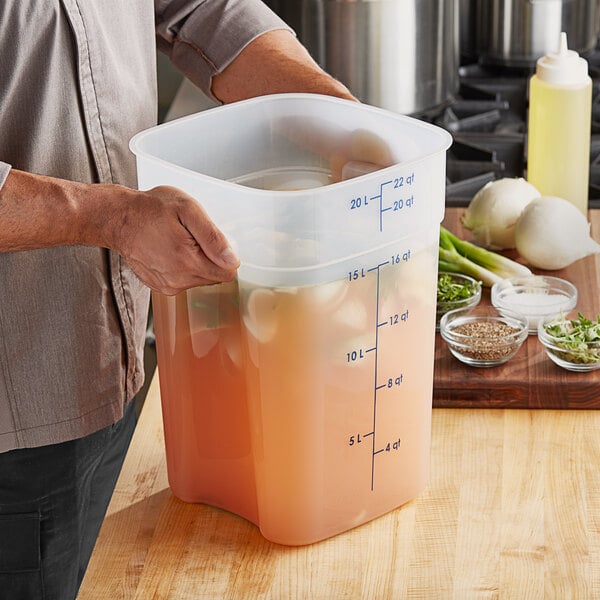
xmin=130 ymin=94 xmax=452 ymax=545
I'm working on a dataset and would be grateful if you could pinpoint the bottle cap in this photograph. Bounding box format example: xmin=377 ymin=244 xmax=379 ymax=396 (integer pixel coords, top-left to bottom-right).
xmin=536 ymin=32 xmax=589 ymax=85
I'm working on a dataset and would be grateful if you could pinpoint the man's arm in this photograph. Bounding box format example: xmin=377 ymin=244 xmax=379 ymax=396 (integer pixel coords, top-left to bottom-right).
xmin=0 ymin=168 xmax=239 ymax=295
xmin=155 ymin=0 xmax=354 ymax=104
xmin=0 ymin=27 xmax=354 ymax=297
xmin=211 ymin=30 xmax=355 ymax=103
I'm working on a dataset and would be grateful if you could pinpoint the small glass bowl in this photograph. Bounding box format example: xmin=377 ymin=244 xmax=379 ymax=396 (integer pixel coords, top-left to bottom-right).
xmin=436 ymin=272 xmax=482 ymax=330
xmin=439 ymin=305 xmax=529 ymax=367
xmin=537 ymin=312 xmax=600 ymax=372
xmin=491 ymin=275 xmax=577 ymax=334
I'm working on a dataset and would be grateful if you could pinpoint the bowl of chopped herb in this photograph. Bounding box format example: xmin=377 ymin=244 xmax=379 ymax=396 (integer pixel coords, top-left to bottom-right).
xmin=440 ymin=305 xmax=528 ymax=367
xmin=538 ymin=312 xmax=600 ymax=372
xmin=436 ymin=272 xmax=482 ymax=330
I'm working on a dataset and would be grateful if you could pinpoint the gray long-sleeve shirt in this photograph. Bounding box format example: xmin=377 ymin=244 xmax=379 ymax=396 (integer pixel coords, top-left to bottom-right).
xmin=0 ymin=0 xmax=289 ymax=451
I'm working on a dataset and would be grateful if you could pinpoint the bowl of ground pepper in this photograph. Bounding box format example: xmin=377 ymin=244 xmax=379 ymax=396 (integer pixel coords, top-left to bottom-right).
xmin=439 ymin=305 xmax=528 ymax=367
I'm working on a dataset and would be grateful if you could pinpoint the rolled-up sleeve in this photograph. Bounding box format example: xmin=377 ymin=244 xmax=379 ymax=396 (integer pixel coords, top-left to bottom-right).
xmin=0 ymin=162 xmax=11 ymax=191
xmin=155 ymin=0 xmax=293 ymax=100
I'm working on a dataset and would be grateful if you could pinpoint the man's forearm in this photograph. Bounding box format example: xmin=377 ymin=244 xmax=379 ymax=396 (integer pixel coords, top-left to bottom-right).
xmin=0 ymin=168 xmax=115 ymax=252
xmin=0 ymin=169 xmax=239 ymax=294
xmin=211 ymin=30 xmax=355 ymax=104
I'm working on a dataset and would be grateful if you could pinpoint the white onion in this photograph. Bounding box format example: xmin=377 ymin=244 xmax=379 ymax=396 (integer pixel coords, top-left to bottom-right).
xmin=461 ymin=177 xmax=541 ymax=250
xmin=514 ymin=196 xmax=600 ymax=270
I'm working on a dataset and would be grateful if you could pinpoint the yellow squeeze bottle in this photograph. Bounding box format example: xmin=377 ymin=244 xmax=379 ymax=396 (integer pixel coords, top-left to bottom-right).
xmin=527 ymin=32 xmax=592 ymax=215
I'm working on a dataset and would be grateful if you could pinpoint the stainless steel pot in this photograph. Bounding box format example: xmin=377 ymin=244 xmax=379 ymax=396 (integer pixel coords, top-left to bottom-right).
xmin=265 ymin=0 xmax=460 ymax=116
xmin=460 ymin=0 xmax=478 ymax=62
xmin=475 ymin=0 xmax=599 ymax=67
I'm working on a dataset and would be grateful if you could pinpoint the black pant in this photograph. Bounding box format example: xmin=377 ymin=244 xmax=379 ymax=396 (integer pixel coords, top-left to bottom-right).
xmin=0 ymin=399 xmax=137 ymax=600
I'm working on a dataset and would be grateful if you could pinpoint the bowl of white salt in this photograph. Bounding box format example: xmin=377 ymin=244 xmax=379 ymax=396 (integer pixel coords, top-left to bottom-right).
xmin=491 ymin=275 xmax=578 ymax=334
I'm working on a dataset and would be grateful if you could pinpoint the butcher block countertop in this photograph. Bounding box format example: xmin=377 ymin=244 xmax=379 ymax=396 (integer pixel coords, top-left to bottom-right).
xmin=79 ymin=372 xmax=600 ymax=599
xmin=79 ymin=205 xmax=600 ymax=598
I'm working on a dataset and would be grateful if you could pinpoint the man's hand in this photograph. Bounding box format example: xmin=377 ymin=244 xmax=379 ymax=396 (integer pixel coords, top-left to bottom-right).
xmin=112 ymin=185 xmax=239 ymax=295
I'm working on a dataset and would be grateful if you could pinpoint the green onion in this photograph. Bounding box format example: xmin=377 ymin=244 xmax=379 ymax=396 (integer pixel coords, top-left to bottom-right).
xmin=439 ymin=226 xmax=532 ymax=287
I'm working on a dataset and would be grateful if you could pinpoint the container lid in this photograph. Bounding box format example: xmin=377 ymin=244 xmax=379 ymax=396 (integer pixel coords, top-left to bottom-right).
xmin=535 ymin=32 xmax=589 ymax=86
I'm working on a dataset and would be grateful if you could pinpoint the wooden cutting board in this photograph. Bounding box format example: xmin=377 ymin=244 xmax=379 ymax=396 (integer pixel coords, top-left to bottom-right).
xmin=433 ymin=208 xmax=600 ymax=409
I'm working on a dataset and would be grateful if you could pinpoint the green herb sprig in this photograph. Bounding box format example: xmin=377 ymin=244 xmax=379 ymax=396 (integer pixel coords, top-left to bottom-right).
xmin=543 ymin=312 xmax=600 ymax=364
xmin=437 ymin=273 xmax=480 ymax=305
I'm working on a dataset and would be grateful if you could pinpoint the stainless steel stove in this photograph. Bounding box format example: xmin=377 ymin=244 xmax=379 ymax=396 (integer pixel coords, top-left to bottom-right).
xmin=421 ymin=44 xmax=600 ymax=209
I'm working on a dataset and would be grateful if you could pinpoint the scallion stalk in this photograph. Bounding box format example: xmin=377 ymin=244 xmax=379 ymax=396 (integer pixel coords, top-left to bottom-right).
xmin=439 ymin=226 xmax=531 ymax=287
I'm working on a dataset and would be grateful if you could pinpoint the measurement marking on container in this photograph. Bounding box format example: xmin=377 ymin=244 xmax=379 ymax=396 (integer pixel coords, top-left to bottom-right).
xmin=375 ymin=439 xmax=402 ymax=455
xmin=368 ymin=261 xmax=390 ymax=273
xmin=346 ymin=255 xmax=410 ymax=491
xmin=348 ymin=431 xmax=374 ymax=446
xmin=369 ymin=180 xmax=393 ymax=233
xmin=362 ymin=174 xmax=417 ymax=232
xmin=350 ymin=175 xmax=416 ymax=233
xmin=371 ymin=262 xmax=384 ymax=490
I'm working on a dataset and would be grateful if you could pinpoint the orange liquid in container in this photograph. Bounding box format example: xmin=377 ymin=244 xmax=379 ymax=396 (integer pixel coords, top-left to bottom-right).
xmin=152 ymin=241 xmax=437 ymax=545
xmin=152 ymin=282 xmax=258 ymax=523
